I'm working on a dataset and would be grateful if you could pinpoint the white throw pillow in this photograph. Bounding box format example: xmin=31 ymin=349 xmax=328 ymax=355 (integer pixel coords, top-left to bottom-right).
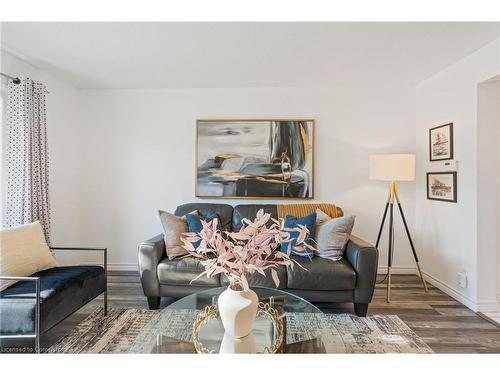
xmin=315 ymin=209 xmax=355 ymax=261
xmin=0 ymin=221 xmax=58 ymax=291
xmin=315 ymin=208 xmax=333 ymax=227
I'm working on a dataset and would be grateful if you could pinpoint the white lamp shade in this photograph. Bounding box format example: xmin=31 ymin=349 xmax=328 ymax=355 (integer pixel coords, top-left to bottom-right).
xmin=369 ymin=154 xmax=415 ymax=181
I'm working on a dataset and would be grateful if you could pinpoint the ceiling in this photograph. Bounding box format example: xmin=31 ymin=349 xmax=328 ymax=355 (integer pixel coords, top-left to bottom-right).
xmin=1 ymin=22 xmax=499 ymax=89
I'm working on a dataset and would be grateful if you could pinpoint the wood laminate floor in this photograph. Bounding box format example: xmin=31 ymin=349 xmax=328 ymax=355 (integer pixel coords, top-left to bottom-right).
xmin=40 ymin=272 xmax=500 ymax=353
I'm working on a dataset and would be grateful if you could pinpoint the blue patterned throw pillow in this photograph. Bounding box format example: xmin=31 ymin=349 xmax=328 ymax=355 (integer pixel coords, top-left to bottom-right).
xmin=280 ymin=212 xmax=317 ymax=258
xmin=185 ymin=212 xmax=221 ymax=248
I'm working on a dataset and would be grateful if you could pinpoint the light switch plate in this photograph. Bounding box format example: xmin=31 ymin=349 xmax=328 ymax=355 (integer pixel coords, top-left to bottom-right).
xmin=442 ymin=160 xmax=458 ymax=171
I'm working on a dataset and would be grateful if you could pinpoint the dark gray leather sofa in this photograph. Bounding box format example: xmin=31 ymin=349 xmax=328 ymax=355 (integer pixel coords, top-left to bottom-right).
xmin=138 ymin=203 xmax=378 ymax=316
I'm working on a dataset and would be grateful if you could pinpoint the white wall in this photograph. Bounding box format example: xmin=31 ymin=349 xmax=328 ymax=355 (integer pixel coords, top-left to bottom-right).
xmin=415 ymin=39 xmax=500 ymax=311
xmin=477 ymin=80 xmax=499 ymax=312
xmin=78 ymin=85 xmax=417 ymax=270
xmin=497 ymin=81 xmax=500 ymax=306
xmin=0 ymin=50 xmax=83 ymax=257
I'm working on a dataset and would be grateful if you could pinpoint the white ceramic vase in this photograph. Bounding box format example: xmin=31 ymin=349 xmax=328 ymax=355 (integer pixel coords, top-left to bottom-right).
xmin=218 ymin=286 xmax=258 ymax=338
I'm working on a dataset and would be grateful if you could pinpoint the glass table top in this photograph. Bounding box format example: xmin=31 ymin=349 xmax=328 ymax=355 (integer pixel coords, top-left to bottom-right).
xmin=129 ymin=287 xmax=346 ymax=354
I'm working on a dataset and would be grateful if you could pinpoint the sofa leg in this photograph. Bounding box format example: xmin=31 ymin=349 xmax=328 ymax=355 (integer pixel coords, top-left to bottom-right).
xmin=147 ymin=296 xmax=161 ymax=310
xmin=354 ymin=303 xmax=368 ymax=317
xmin=104 ymin=290 xmax=108 ymax=316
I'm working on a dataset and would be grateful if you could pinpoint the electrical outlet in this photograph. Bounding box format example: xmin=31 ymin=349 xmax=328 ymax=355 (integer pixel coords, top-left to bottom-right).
xmin=458 ymin=270 xmax=468 ymax=288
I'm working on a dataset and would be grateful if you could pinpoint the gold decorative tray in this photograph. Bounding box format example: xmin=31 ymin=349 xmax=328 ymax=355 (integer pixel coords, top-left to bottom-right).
xmin=192 ymin=301 xmax=285 ymax=354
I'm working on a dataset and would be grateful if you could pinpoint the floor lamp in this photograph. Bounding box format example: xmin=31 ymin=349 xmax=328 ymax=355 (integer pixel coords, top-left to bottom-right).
xmin=369 ymin=154 xmax=428 ymax=302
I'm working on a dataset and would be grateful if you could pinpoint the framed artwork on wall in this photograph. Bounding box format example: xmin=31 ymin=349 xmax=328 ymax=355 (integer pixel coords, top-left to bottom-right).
xmin=195 ymin=119 xmax=314 ymax=199
xmin=426 ymin=172 xmax=457 ymax=203
xmin=429 ymin=123 xmax=453 ymax=161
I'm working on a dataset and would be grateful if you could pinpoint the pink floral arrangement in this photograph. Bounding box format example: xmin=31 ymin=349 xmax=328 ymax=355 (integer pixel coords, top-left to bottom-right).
xmin=181 ymin=209 xmax=314 ymax=291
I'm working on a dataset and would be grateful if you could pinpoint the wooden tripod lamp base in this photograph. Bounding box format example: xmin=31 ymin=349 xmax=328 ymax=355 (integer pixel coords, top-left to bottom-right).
xmin=369 ymin=154 xmax=428 ymax=303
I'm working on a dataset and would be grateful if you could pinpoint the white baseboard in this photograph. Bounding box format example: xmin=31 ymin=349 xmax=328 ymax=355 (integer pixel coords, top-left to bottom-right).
xmin=493 ymin=292 xmax=500 ymax=313
xmin=477 ymin=300 xmax=499 ymax=313
xmin=480 ymin=312 xmax=500 ymax=326
xmin=377 ymin=266 xmax=417 ymax=275
xmin=108 ymin=263 xmax=139 ymax=272
xmin=422 ymin=271 xmax=478 ymax=311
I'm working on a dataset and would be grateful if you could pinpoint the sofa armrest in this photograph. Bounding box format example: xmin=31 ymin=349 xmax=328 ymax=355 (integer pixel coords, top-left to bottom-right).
xmin=50 ymin=246 xmax=107 ymax=277
xmin=345 ymin=235 xmax=379 ymax=303
xmin=138 ymin=234 xmax=166 ymax=296
xmin=50 ymin=246 xmax=108 ymax=315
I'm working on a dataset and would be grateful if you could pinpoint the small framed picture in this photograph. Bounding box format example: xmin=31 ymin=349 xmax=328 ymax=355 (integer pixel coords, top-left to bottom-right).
xmin=429 ymin=123 xmax=453 ymax=161
xmin=427 ymin=172 xmax=457 ymax=202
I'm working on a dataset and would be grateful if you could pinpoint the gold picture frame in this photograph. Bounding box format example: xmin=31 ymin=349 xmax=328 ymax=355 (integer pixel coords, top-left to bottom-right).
xmin=195 ymin=119 xmax=315 ymax=199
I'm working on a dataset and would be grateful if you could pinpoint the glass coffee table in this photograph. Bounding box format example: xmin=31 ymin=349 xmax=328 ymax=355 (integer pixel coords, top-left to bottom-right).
xmin=129 ymin=287 xmax=346 ymax=354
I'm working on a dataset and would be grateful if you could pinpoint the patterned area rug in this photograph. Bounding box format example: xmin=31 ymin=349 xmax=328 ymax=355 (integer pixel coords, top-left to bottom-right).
xmin=48 ymin=307 xmax=433 ymax=354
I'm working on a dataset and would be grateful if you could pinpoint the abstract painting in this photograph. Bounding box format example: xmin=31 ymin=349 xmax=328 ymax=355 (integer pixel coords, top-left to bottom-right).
xmin=429 ymin=123 xmax=453 ymax=161
xmin=426 ymin=172 xmax=457 ymax=202
xmin=196 ymin=119 xmax=314 ymax=198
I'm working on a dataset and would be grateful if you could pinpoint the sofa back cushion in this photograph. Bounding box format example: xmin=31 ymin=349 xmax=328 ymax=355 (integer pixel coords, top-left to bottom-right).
xmin=174 ymin=203 xmax=343 ymax=232
xmin=174 ymin=203 xmax=233 ymax=231
xmin=232 ymin=204 xmax=343 ymax=231
xmin=232 ymin=204 xmax=278 ymax=231
xmin=0 ymin=221 xmax=58 ymax=291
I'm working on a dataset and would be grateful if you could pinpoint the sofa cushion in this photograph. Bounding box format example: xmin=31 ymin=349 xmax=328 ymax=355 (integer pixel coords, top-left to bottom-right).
xmin=0 ymin=221 xmax=58 ymax=291
xmin=0 ymin=266 xmax=105 ymax=335
xmin=174 ymin=203 xmax=233 ymax=231
xmin=287 ymin=256 xmax=356 ymax=291
xmin=157 ymin=256 xmax=220 ymax=287
xmin=185 ymin=212 xmax=221 ymax=249
xmin=281 ymin=212 xmax=317 ymax=258
xmin=232 ymin=204 xmax=278 ymax=231
xmin=158 ymin=210 xmax=196 ymax=260
xmin=315 ymin=210 xmax=355 ymax=261
xmin=221 ymin=266 xmax=287 ymax=289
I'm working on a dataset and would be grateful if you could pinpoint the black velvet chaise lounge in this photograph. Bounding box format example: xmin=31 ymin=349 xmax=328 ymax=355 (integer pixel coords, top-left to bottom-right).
xmin=0 ymin=247 xmax=107 ymax=353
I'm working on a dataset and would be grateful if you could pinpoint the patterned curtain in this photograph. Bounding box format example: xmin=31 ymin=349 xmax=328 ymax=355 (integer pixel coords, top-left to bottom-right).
xmin=4 ymin=77 xmax=51 ymax=243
